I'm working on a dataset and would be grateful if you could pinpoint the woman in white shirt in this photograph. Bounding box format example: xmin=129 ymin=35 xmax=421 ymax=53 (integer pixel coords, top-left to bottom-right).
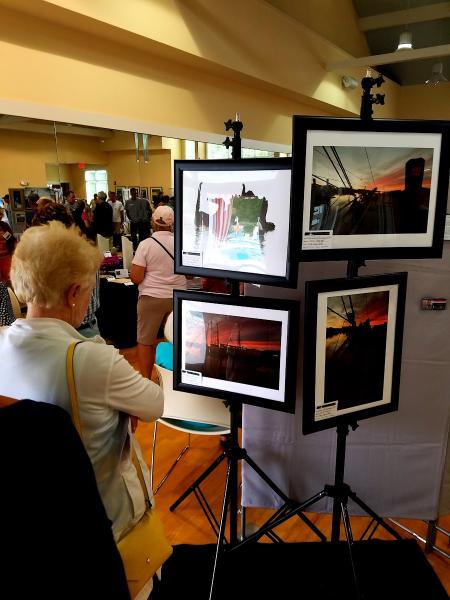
xmin=0 ymin=221 xmax=164 ymax=545
xmin=131 ymin=205 xmax=186 ymax=379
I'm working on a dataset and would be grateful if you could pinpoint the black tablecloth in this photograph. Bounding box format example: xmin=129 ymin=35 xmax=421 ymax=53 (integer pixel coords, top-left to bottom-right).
xmin=97 ymin=277 xmax=138 ymax=348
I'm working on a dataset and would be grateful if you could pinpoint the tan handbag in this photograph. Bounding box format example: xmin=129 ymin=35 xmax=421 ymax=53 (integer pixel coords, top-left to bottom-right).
xmin=66 ymin=341 xmax=173 ymax=598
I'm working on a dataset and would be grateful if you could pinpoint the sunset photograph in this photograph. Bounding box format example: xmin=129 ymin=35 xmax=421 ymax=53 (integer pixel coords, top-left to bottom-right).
xmin=324 ymin=290 xmax=390 ymax=410
xmin=184 ymin=310 xmax=282 ymax=389
xmin=309 ymin=145 xmax=433 ymax=235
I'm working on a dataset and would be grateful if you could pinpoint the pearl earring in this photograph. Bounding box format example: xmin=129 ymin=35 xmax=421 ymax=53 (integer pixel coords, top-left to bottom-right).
xmin=72 ymin=304 xmax=76 ymax=307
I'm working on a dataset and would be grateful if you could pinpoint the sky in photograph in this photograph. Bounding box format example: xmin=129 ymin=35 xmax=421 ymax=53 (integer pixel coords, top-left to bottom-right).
xmin=185 ymin=311 xmax=281 ymax=364
xmin=326 ymin=291 xmax=389 ymax=330
xmin=313 ymin=146 xmax=433 ymax=192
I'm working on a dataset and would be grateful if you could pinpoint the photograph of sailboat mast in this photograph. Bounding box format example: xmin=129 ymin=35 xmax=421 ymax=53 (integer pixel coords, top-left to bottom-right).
xmin=309 ymin=145 xmax=433 ymax=235
xmin=184 ymin=312 xmax=282 ymax=390
xmin=325 ymin=291 xmax=389 ymax=410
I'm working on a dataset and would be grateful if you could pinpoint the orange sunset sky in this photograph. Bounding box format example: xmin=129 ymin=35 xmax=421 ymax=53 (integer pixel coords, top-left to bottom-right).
xmin=313 ymin=146 xmax=433 ymax=192
xmin=326 ymin=291 xmax=389 ymax=330
xmin=185 ymin=312 xmax=282 ymax=364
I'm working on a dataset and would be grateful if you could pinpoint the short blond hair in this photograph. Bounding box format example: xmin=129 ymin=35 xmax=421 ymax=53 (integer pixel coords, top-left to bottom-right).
xmin=11 ymin=221 xmax=102 ymax=308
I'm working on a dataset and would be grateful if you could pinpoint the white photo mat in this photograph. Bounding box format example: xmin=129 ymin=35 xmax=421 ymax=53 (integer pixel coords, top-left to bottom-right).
xmin=180 ymin=299 xmax=289 ymax=403
xmin=302 ymin=130 xmax=442 ymax=250
xmin=314 ymin=283 xmax=399 ymax=421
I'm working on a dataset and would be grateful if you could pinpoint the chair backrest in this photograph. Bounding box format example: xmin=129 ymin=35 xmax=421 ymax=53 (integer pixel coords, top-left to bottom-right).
xmin=121 ymin=235 xmax=133 ymax=271
xmin=7 ymin=287 xmax=22 ymax=319
xmin=97 ymin=234 xmax=110 ymax=253
xmin=155 ymin=363 xmax=230 ymax=431
xmin=0 ymin=398 xmax=129 ymax=598
xmin=164 ymin=311 xmax=173 ymax=343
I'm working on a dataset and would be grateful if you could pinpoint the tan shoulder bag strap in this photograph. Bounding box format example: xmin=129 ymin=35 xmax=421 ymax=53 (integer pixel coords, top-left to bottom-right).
xmin=66 ymin=340 xmax=83 ymax=437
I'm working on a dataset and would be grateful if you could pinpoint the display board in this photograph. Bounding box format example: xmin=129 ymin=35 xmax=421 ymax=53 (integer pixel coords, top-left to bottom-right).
xmin=303 ymin=273 xmax=407 ymax=434
xmin=174 ymin=158 xmax=297 ymax=287
xmin=293 ymin=116 xmax=450 ymax=262
xmin=173 ymin=290 xmax=299 ymax=413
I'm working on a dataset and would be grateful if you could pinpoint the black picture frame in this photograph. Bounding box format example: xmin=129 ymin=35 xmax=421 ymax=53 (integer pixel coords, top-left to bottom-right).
xmin=292 ymin=116 xmax=450 ymax=262
xmin=174 ymin=158 xmax=298 ymax=287
xmin=173 ymin=290 xmax=299 ymax=413
xmin=302 ymin=272 xmax=407 ymax=434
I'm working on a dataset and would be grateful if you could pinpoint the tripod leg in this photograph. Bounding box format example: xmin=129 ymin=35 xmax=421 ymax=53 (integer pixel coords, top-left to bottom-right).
xmin=348 ymin=490 xmax=402 ymax=540
xmin=341 ymin=502 xmax=362 ymax=600
xmin=243 ymin=453 xmax=327 ymax=542
xmin=234 ymin=489 xmax=328 ymax=549
xmin=331 ymin=497 xmax=341 ymax=542
xmin=170 ymin=451 xmax=227 ymax=511
xmin=209 ymin=458 xmax=232 ymax=600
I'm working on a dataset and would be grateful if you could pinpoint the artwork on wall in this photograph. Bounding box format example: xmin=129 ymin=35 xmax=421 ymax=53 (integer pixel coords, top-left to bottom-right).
xmin=150 ymin=186 xmax=163 ymax=199
xmin=9 ymin=189 xmax=25 ymax=211
xmin=174 ymin=158 xmax=297 ymax=286
xmin=302 ymin=272 xmax=407 ymax=434
xmin=292 ymin=116 xmax=450 ymax=261
xmin=173 ymin=290 xmax=299 ymax=413
xmin=140 ymin=187 xmax=148 ymax=199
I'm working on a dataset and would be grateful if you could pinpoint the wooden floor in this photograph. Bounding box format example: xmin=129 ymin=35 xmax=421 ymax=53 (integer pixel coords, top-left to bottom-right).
xmin=122 ymin=347 xmax=450 ymax=594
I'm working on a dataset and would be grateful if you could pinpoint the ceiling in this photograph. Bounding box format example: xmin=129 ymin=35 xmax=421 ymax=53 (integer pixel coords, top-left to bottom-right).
xmin=352 ymin=0 xmax=450 ymax=85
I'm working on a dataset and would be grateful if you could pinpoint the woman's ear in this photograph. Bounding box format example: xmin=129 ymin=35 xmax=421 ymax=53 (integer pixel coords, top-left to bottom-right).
xmin=65 ymin=283 xmax=82 ymax=308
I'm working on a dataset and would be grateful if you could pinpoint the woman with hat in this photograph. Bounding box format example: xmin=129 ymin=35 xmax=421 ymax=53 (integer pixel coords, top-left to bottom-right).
xmin=131 ymin=205 xmax=186 ymax=379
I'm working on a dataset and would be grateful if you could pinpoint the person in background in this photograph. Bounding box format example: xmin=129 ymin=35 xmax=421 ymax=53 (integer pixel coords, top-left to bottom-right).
xmin=92 ymin=191 xmax=113 ymax=241
xmin=0 ymin=281 xmax=15 ymax=326
xmin=131 ymin=205 xmax=186 ymax=379
xmin=154 ymin=194 xmax=170 ymax=209
xmin=36 ymin=196 xmax=53 ymax=212
xmin=0 ymin=219 xmax=17 ymax=283
xmin=65 ymin=190 xmax=78 ymax=215
xmin=108 ymin=190 xmax=124 ymax=249
xmin=1 ymin=194 xmax=11 ymax=225
xmin=0 ymin=222 xmax=164 ymax=561
xmin=125 ymin=187 xmax=151 ymax=250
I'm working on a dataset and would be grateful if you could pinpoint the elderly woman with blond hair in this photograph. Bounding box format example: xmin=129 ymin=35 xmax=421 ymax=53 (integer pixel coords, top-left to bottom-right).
xmin=0 ymin=223 xmax=163 ymax=570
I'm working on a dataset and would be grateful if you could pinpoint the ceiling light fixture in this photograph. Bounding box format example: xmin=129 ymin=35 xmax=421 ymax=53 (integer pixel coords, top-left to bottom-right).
xmin=396 ymin=29 xmax=413 ymax=51
xmin=425 ymin=62 xmax=448 ymax=85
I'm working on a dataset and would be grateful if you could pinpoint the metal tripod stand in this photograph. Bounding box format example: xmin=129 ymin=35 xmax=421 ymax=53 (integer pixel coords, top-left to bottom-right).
xmin=169 ymin=399 xmax=326 ymax=599
xmin=233 ymin=420 xmax=403 ymax=600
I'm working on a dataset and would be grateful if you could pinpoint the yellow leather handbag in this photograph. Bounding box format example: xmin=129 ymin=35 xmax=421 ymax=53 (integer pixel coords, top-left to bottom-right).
xmin=66 ymin=341 xmax=173 ymax=598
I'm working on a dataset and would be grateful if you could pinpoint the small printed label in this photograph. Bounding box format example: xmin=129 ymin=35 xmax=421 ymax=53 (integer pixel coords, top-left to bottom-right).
xmin=182 ymin=250 xmax=202 ymax=267
xmin=315 ymin=402 xmax=338 ymax=421
xmin=103 ymin=251 xmax=112 ymax=258
xmin=124 ymin=281 xmax=134 ymax=286
xmin=181 ymin=369 xmax=202 ymax=385
xmin=2 ymin=231 xmax=12 ymax=240
xmin=303 ymin=230 xmax=333 ymax=250
xmin=106 ymin=277 xmax=116 ymax=282
xmin=444 ymin=215 xmax=450 ymax=241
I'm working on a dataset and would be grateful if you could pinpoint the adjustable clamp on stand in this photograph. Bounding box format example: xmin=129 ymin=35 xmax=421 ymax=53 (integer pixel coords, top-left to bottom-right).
xmin=360 ymin=72 xmax=385 ymax=121
xmin=223 ymin=113 xmax=243 ymax=160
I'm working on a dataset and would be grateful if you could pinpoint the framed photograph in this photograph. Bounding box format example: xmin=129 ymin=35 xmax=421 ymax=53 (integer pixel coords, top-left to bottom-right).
xmin=293 ymin=116 xmax=450 ymax=261
xmin=174 ymin=158 xmax=297 ymax=287
xmin=12 ymin=211 xmax=27 ymax=233
xmin=151 ymin=186 xmax=163 ymax=199
xmin=302 ymin=272 xmax=407 ymax=434
xmin=173 ymin=290 xmax=299 ymax=413
xmin=140 ymin=187 xmax=148 ymax=199
xmin=115 ymin=186 xmax=125 ymax=202
xmin=9 ymin=188 xmax=25 ymax=211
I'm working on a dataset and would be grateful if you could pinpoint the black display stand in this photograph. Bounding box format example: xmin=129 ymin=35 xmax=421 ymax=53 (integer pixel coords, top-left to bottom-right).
xmin=170 ymin=116 xmax=326 ymax=600
xmin=235 ymin=88 xmax=405 ymax=600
